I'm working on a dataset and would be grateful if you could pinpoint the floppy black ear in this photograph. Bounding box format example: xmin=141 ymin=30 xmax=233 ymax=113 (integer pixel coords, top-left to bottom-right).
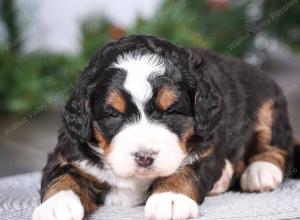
xmin=63 ymin=41 xmax=115 ymax=142
xmin=193 ymin=72 xmax=223 ymax=139
xmin=63 ymin=87 xmax=92 ymax=142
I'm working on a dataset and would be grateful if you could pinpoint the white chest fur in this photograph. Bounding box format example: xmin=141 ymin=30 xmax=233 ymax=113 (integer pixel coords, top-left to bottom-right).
xmin=76 ymin=160 xmax=153 ymax=207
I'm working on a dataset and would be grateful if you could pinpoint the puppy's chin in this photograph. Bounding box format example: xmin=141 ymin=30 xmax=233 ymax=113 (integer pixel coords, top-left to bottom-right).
xmin=111 ymin=168 xmax=178 ymax=179
xmin=133 ymin=168 xmax=180 ymax=179
xmin=132 ymin=169 xmax=160 ymax=179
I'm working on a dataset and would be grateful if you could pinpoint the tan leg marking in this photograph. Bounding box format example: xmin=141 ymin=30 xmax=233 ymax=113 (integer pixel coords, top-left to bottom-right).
xmin=151 ymin=167 xmax=199 ymax=201
xmin=145 ymin=167 xmax=199 ymax=219
xmin=43 ymin=174 xmax=97 ymax=214
xmin=241 ymin=100 xmax=287 ymax=192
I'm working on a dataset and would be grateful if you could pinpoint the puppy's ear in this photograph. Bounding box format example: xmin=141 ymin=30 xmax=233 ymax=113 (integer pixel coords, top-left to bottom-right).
xmin=64 ymin=84 xmax=92 ymax=143
xmin=63 ymin=41 xmax=114 ymax=142
xmin=193 ymin=72 xmax=222 ymax=139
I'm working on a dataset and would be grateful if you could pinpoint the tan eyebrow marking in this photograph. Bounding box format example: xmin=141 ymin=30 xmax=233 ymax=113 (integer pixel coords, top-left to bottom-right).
xmin=157 ymin=85 xmax=177 ymax=110
xmin=180 ymin=125 xmax=194 ymax=152
xmin=106 ymin=89 xmax=126 ymax=113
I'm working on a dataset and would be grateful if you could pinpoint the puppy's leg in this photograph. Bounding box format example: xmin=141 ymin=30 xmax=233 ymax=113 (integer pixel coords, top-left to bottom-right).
xmin=241 ymin=100 xmax=292 ymax=192
xmin=145 ymin=166 xmax=199 ymax=220
xmin=33 ymin=153 xmax=108 ymax=220
xmin=145 ymin=146 xmax=221 ymax=220
xmin=209 ymin=159 xmax=233 ymax=196
xmin=33 ymin=176 xmax=86 ymax=220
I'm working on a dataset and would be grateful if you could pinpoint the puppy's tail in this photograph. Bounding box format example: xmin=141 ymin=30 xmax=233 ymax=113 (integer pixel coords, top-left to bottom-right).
xmin=291 ymin=139 xmax=300 ymax=178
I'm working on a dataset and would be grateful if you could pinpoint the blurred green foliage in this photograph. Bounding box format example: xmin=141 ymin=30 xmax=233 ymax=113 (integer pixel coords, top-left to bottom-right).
xmin=0 ymin=0 xmax=112 ymax=113
xmin=130 ymin=0 xmax=300 ymax=56
xmin=80 ymin=17 xmax=113 ymax=59
xmin=261 ymin=0 xmax=300 ymax=52
xmin=0 ymin=0 xmax=21 ymax=52
xmin=130 ymin=0 xmax=250 ymax=57
xmin=1 ymin=0 xmax=300 ymax=114
xmin=0 ymin=51 xmax=78 ymax=112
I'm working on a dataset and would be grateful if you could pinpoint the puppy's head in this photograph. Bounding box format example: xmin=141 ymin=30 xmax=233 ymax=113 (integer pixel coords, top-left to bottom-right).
xmin=64 ymin=35 xmax=222 ymax=178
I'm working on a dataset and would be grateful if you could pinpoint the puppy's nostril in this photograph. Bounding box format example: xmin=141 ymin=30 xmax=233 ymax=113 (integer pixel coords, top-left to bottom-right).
xmin=134 ymin=151 xmax=155 ymax=168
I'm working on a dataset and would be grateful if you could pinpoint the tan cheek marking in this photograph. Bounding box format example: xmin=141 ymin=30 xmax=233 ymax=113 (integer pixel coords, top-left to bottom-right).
xmin=152 ymin=167 xmax=199 ymax=202
xmin=94 ymin=127 xmax=110 ymax=156
xmin=42 ymin=175 xmax=97 ymax=214
xmin=106 ymin=90 xmax=126 ymax=113
xmin=180 ymin=126 xmax=194 ymax=152
xmin=157 ymin=85 xmax=177 ymax=110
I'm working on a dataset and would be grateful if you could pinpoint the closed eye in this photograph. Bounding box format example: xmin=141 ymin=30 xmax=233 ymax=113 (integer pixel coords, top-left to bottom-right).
xmin=105 ymin=106 xmax=122 ymax=118
xmin=165 ymin=105 xmax=187 ymax=115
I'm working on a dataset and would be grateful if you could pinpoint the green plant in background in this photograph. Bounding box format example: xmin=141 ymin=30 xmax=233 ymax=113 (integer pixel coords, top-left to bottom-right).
xmin=130 ymin=0 xmax=300 ymax=57
xmin=0 ymin=0 xmax=21 ymax=53
xmin=1 ymin=0 xmax=300 ymax=114
xmin=261 ymin=0 xmax=300 ymax=52
xmin=130 ymin=0 xmax=252 ymax=57
xmin=0 ymin=0 xmax=112 ymax=113
xmin=80 ymin=17 xmax=115 ymax=60
xmin=0 ymin=51 xmax=78 ymax=112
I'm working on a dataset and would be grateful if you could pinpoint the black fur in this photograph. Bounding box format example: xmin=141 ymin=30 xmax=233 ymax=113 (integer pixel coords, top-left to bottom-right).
xmin=40 ymin=34 xmax=295 ymax=213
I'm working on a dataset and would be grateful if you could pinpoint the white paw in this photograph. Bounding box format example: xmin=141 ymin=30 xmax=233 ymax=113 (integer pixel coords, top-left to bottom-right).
xmin=241 ymin=161 xmax=283 ymax=192
xmin=209 ymin=159 xmax=233 ymax=196
xmin=32 ymin=190 xmax=84 ymax=220
xmin=145 ymin=192 xmax=198 ymax=220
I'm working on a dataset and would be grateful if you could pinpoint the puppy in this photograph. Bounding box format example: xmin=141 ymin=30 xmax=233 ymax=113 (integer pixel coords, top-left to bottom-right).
xmin=33 ymin=35 xmax=296 ymax=220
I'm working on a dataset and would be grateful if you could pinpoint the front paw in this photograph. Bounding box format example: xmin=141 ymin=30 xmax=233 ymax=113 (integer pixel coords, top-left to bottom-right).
xmin=241 ymin=161 xmax=283 ymax=192
xmin=145 ymin=192 xmax=198 ymax=220
xmin=32 ymin=190 xmax=84 ymax=220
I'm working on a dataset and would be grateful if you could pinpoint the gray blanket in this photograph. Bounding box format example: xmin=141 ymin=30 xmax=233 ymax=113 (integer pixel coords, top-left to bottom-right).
xmin=0 ymin=172 xmax=300 ymax=220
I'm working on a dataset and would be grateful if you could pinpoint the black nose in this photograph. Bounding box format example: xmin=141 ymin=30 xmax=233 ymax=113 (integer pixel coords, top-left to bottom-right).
xmin=133 ymin=150 xmax=156 ymax=168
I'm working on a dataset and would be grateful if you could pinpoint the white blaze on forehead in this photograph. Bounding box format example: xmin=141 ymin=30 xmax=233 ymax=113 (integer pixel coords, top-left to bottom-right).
xmin=108 ymin=53 xmax=185 ymax=179
xmin=113 ymin=53 xmax=165 ymax=108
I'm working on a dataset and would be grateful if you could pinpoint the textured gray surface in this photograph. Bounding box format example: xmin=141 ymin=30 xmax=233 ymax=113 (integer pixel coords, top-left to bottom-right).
xmin=0 ymin=173 xmax=300 ymax=219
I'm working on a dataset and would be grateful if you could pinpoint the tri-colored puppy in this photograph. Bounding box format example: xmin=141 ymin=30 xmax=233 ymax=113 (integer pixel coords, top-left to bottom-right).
xmin=33 ymin=35 xmax=297 ymax=220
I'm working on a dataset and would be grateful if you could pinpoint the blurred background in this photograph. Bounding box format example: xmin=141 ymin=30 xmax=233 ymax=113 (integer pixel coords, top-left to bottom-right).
xmin=0 ymin=0 xmax=299 ymax=177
